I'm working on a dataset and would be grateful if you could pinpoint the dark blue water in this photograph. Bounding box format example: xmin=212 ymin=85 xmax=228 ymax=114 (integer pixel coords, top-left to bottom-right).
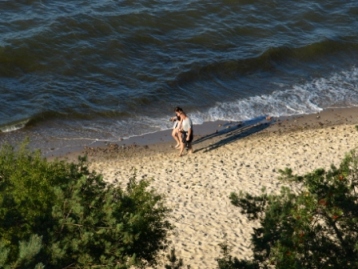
xmin=1 ymin=0 xmax=358 ymax=151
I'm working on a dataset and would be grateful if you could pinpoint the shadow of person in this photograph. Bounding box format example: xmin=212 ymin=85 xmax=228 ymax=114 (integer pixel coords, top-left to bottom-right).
xmin=193 ymin=116 xmax=272 ymax=153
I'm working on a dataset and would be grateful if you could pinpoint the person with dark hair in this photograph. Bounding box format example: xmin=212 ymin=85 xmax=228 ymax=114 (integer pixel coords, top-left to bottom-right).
xmin=178 ymin=110 xmax=193 ymax=157
xmin=170 ymin=107 xmax=183 ymax=148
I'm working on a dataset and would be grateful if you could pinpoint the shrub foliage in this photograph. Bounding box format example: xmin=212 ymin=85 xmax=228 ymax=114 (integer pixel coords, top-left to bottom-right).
xmin=220 ymin=150 xmax=358 ymax=269
xmin=0 ymin=142 xmax=171 ymax=268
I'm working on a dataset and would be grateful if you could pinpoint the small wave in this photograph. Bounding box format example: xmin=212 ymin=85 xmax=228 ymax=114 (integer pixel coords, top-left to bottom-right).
xmin=0 ymin=119 xmax=29 ymax=133
xmin=189 ymin=66 xmax=358 ymax=123
xmin=73 ymin=66 xmax=357 ymax=140
xmin=173 ymin=38 xmax=358 ymax=86
xmin=49 ymin=66 xmax=358 ymax=141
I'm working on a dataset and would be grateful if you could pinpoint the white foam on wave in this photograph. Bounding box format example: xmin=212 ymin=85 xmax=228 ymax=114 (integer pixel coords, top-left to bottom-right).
xmin=0 ymin=119 xmax=29 ymax=133
xmin=97 ymin=67 xmax=358 ymax=140
xmin=38 ymin=66 xmax=358 ymax=143
xmin=190 ymin=66 xmax=358 ymax=123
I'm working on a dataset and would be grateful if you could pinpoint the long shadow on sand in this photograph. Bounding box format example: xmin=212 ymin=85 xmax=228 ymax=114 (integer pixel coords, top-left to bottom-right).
xmin=193 ymin=116 xmax=271 ymax=153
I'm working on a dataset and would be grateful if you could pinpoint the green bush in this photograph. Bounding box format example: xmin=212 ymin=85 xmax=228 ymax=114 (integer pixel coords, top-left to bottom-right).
xmin=221 ymin=150 xmax=358 ymax=269
xmin=0 ymin=142 xmax=172 ymax=268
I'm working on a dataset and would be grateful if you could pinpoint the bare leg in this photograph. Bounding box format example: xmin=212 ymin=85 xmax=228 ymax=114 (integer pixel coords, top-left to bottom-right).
xmin=178 ymin=133 xmax=185 ymax=156
xmin=187 ymin=143 xmax=193 ymax=154
xmin=179 ymin=142 xmax=185 ymax=157
xmin=172 ymin=129 xmax=180 ymax=147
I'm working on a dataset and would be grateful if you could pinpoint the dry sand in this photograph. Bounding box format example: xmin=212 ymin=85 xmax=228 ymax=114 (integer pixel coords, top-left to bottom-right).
xmin=60 ymin=107 xmax=358 ymax=269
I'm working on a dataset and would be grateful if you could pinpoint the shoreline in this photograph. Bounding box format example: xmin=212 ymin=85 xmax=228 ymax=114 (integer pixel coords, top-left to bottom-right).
xmin=51 ymin=107 xmax=358 ymax=268
xmin=52 ymin=106 xmax=358 ymax=161
xmin=2 ymin=106 xmax=358 ymax=161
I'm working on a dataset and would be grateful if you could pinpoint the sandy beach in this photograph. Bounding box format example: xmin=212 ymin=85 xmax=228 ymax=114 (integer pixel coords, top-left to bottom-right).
xmin=57 ymin=107 xmax=358 ymax=269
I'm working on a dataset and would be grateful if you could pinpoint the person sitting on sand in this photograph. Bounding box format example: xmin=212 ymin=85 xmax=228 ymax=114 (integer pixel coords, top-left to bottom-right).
xmin=170 ymin=107 xmax=183 ymax=148
xmin=178 ymin=110 xmax=193 ymax=157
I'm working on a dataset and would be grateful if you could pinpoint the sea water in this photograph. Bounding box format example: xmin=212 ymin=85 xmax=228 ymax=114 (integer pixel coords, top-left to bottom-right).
xmin=1 ymin=0 xmax=358 ymax=151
